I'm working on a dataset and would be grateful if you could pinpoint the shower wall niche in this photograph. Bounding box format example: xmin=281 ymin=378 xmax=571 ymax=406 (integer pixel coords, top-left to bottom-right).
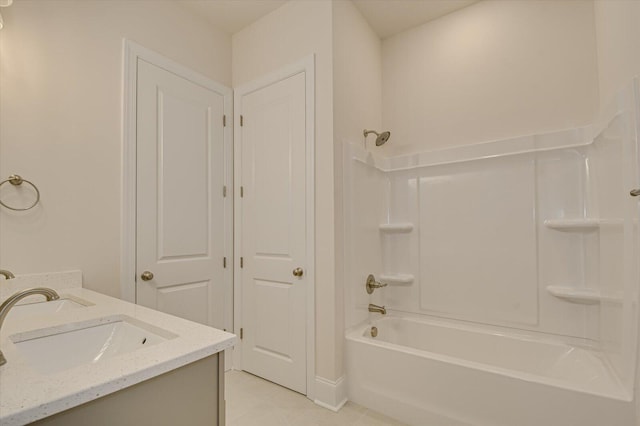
xmin=343 ymin=80 xmax=640 ymax=396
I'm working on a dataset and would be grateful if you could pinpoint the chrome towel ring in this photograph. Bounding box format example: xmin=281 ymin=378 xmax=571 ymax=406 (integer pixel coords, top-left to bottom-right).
xmin=0 ymin=174 xmax=40 ymax=211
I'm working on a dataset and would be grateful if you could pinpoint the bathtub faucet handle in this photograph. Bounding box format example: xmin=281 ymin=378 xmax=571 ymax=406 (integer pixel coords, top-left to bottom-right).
xmin=366 ymin=274 xmax=388 ymax=294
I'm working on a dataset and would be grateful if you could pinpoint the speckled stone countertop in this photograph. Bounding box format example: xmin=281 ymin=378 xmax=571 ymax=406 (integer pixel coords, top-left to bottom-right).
xmin=0 ymin=285 xmax=236 ymax=426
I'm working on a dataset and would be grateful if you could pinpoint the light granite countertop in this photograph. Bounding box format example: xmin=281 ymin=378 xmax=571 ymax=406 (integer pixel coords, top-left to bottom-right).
xmin=0 ymin=284 xmax=236 ymax=426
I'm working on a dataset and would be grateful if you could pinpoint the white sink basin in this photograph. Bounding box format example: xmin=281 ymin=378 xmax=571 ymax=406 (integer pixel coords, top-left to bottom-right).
xmin=11 ymin=316 xmax=177 ymax=374
xmin=9 ymin=298 xmax=88 ymax=320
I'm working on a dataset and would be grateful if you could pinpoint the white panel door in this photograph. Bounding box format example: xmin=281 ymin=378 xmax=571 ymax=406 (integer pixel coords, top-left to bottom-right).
xmin=240 ymin=72 xmax=307 ymax=393
xmin=136 ymin=59 xmax=226 ymax=330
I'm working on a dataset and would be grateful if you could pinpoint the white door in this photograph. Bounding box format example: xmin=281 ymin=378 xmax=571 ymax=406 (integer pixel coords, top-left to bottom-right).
xmin=238 ymin=71 xmax=308 ymax=393
xmin=136 ymin=59 xmax=227 ymax=331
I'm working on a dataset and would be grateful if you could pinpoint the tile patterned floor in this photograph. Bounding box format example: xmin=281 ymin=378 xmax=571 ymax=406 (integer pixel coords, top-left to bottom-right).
xmin=225 ymin=370 xmax=407 ymax=426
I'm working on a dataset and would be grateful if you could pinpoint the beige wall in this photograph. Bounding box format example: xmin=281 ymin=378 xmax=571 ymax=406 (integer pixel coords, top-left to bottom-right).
xmin=332 ymin=0 xmax=382 ymax=378
xmin=0 ymin=1 xmax=231 ymax=297
xmin=232 ymin=0 xmax=338 ymax=380
xmin=593 ymin=0 xmax=640 ymax=112
xmin=380 ymin=0 xmax=599 ymax=156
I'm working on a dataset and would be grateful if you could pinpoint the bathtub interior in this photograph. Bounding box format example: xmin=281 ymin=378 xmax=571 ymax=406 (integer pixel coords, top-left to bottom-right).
xmin=343 ymin=79 xmax=640 ymax=401
xmin=350 ymin=315 xmax=625 ymax=399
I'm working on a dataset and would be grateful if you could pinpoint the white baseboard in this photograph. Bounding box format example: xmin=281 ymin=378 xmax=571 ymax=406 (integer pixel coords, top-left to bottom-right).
xmin=314 ymin=375 xmax=347 ymax=412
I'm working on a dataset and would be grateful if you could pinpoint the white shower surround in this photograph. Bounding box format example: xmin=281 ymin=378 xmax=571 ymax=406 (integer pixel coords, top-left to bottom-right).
xmin=343 ymin=80 xmax=640 ymax=425
xmin=344 ymin=127 xmax=602 ymax=337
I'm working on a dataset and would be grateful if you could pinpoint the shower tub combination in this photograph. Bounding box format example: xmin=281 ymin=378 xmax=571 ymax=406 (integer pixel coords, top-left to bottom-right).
xmin=346 ymin=315 xmax=634 ymax=426
xmin=344 ymin=83 xmax=640 ymax=426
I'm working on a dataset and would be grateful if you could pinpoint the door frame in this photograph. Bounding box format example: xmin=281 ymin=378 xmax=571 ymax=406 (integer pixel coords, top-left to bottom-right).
xmin=233 ymin=55 xmax=316 ymax=399
xmin=121 ymin=40 xmax=233 ymax=338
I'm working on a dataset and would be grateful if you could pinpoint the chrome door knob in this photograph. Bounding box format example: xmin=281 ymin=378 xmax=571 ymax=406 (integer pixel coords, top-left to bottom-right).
xmin=631 ymin=189 xmax=640 ymax=197
xmin=292 ymin=267 xmax=304 ymax=277
xmin=140 ymin=271 xmax=154 ymax=281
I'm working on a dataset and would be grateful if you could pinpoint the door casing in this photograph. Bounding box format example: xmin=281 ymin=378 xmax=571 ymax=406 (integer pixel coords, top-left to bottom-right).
xmin=233 ymin=55 xmax=316 ymax=400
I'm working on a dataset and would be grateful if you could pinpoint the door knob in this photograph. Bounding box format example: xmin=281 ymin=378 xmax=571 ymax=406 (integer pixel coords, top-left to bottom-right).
xmin=140 ymin=271 xmax=154 ymax=281
xmin=631 ymin=189 xmax=640 ymax=197
xmin=292 ymin=267 xmax=304 ymax=277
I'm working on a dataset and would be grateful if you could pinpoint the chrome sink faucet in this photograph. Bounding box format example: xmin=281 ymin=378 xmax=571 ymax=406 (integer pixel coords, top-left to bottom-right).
xmin=368 ymin=304 xmax=386 ymax=315
xmin=0 ymin=287 xmax=60 ymax=366
xmin=0 ymin=269 xmax=15 ymax=280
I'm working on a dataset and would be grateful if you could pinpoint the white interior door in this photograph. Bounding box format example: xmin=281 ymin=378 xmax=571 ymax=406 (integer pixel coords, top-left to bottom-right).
xmin=238 ymin=71 xmax=308 ymax=394
xmin=136 ymin=58 xmax=228 ymax=331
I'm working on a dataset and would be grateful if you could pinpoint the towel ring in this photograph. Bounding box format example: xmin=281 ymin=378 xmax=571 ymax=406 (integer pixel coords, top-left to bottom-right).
xmin=0 ymin=174 xmax=40 ymax=211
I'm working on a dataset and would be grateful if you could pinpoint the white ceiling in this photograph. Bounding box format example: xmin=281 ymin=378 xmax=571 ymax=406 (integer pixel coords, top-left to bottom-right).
xmin=178 ymin=0 xmax=287 ymax=35
xmin=179 ymin=0 xmax=479 ymax=39
xmin=352 ymin=0 xmax=479 ymax=39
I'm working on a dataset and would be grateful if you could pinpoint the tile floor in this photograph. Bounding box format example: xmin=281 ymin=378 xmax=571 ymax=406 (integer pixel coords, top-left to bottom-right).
xmin=225 ymin=370 xmax=407 ymax=426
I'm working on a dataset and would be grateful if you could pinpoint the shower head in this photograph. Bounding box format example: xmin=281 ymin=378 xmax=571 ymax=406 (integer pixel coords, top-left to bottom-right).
xmin=363 ymin=129 xmax=391 ymax=146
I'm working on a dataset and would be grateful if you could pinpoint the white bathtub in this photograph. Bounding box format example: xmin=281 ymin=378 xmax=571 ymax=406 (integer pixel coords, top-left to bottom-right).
xmin=346 ymin=315 xmax=635 ymax=426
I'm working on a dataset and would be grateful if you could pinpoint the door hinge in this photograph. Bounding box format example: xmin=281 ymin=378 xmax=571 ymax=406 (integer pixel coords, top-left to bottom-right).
xmin=240 ymin=186 xmax=244 ymax=198
xmin=240 ymin=328 xmax=243 ymax=339
xmin=223 ymin=185 xmax=227 ymax=197
xmin=223 ymin=257 xmax=227 ymax=268
xmin=223 ymin=115 xmax=227 ymax=127
xmin=240 ymin=115 xmax=244 ymax=127
xmin=240 ymin=257 xmax=244 ymax=268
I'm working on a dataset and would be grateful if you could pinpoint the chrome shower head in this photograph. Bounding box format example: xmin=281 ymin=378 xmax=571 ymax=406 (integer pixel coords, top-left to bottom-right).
xmin=363 ymin=129 xmax=391 ymax=146
xmin=375 ymin=131 xmax=391 ymax=146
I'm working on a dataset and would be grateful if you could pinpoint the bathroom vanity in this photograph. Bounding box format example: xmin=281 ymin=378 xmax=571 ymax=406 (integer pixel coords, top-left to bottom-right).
xmin=30 ymin=354 xmax=223 ymax=426
xmin=0 ymin=272 xmax=235 ymax=426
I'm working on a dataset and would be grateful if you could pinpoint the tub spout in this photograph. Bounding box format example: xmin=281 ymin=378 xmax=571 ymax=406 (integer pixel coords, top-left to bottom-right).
xmin=368 ymin=304 xmax=386 ymax=315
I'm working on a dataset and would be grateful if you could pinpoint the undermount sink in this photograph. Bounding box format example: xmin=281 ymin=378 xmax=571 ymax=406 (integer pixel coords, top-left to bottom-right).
xmin=9 ymin=298 xmax=89 ymax=320
xmin=11 ymin=315 xmax=177 ymax=374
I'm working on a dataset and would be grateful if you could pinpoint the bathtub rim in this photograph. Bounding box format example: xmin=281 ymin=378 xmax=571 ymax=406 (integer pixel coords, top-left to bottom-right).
xmin=349 ymin=309 xmax=601 ymax=349
xmin=346 ymin=313 xmax=631 ymax=402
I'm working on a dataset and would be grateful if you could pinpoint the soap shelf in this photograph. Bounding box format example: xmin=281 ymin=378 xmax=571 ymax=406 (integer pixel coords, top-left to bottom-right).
xmin=379 ymin=223 xmax=414 ymax=233
xmin=543 ymin=219 xmax=600 ymax=231
xmin=380 ymin=274 xmax=414 ymax=285
xmin=546 ymin=285 xmax=600 ymax=304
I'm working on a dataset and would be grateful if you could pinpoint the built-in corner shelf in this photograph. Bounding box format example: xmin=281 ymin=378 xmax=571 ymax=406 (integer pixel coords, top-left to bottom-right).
xmin=543 ymin=218 xmax=600 ymax=232
xmin=379 ymin=223 xmax=414 ymax=233
xmin=380 ymin=274 xmax=414 ymax=285
xmin=546 ymin=285 xmax=600 ymax=304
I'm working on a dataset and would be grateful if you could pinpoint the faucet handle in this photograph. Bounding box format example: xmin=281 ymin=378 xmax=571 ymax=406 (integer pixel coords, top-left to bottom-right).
xmin=366 ymin=274 xmax=387 ymax=294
